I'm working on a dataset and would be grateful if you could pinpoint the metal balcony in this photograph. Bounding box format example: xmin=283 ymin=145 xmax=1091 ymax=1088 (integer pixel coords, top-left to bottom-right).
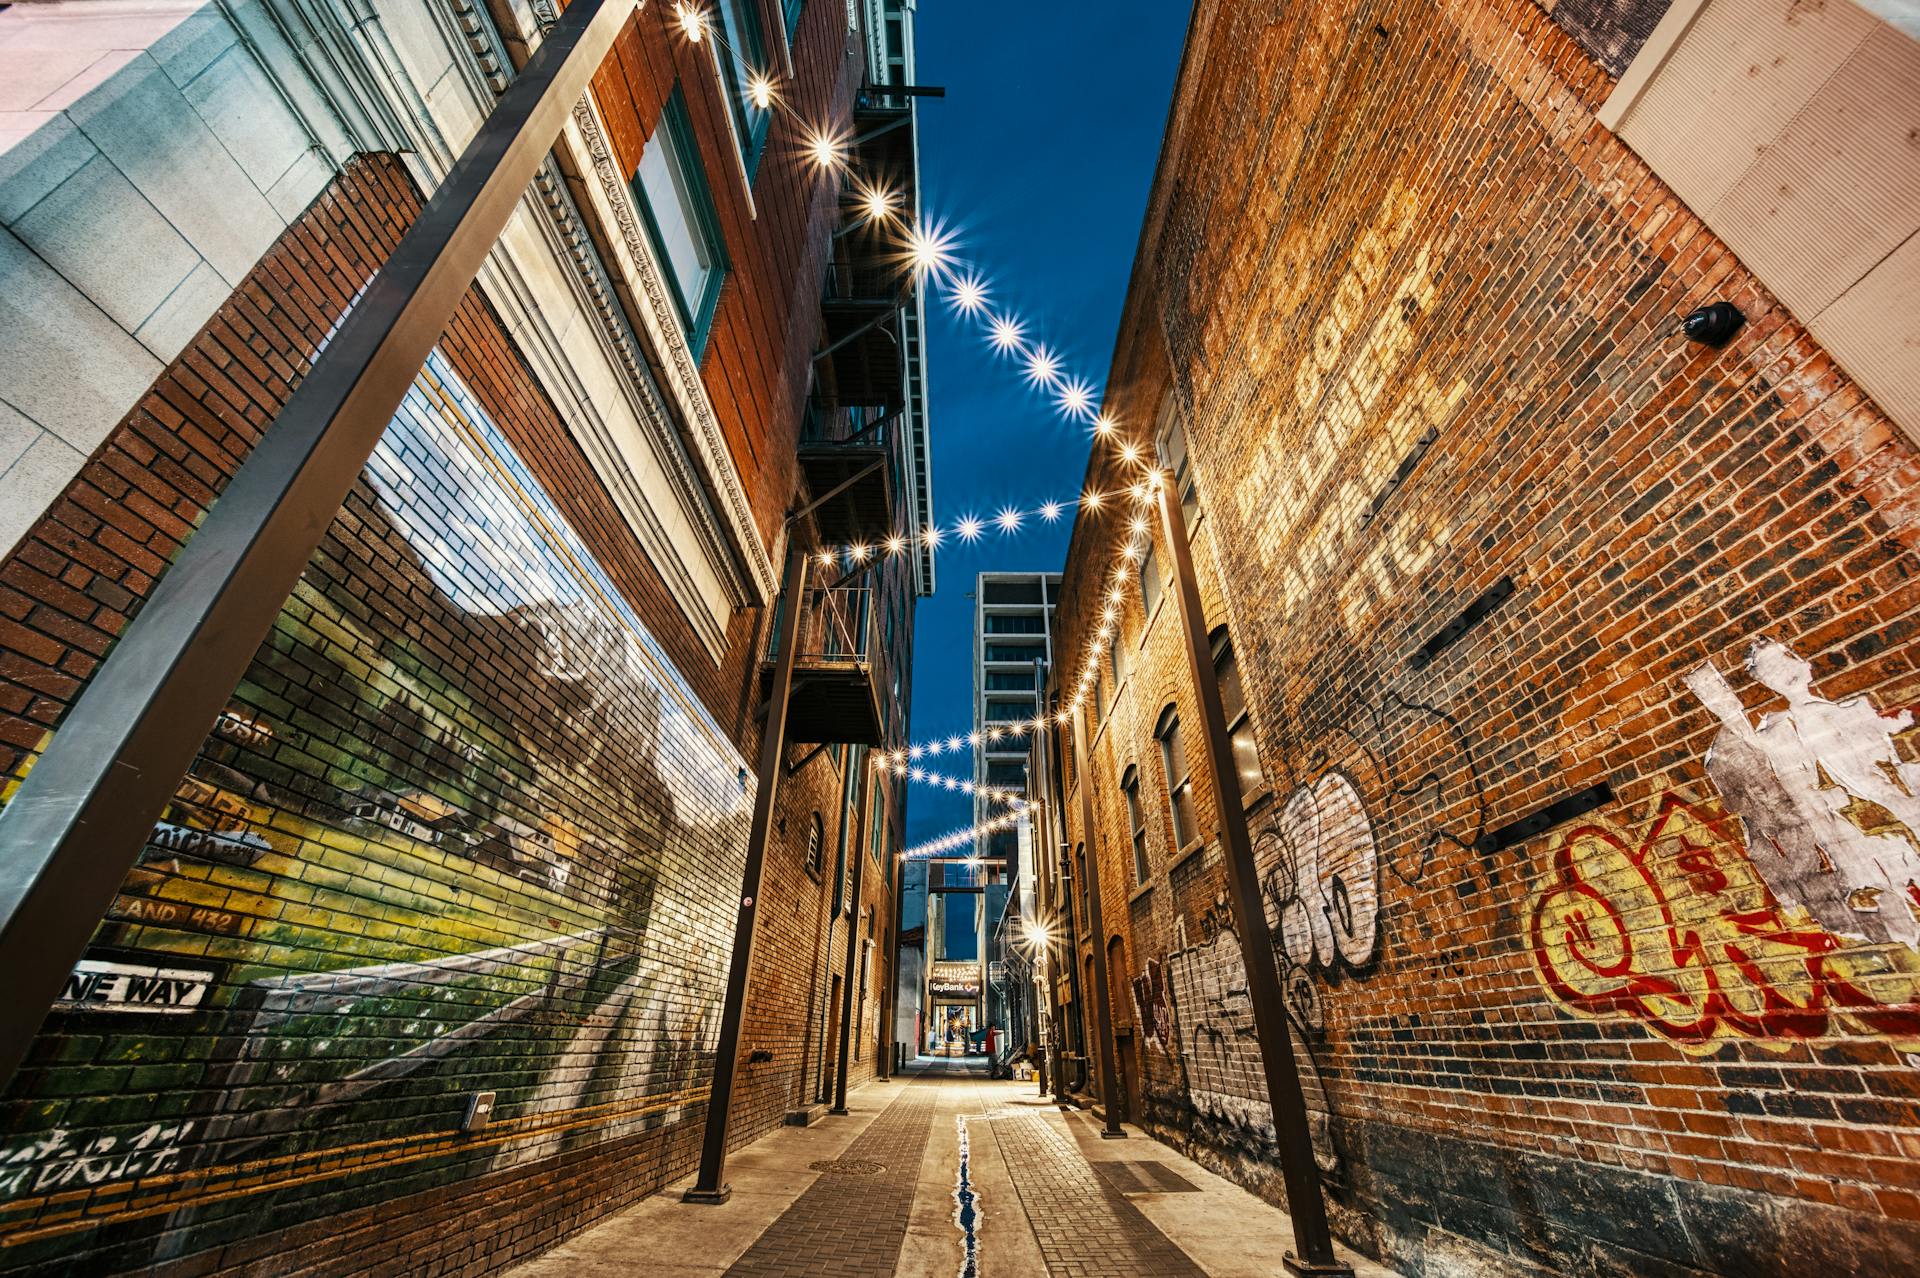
xmin=764 ymin=584 xmax=885 ymax=746
xmin=797 ymin=410 xmax=898 ymax=546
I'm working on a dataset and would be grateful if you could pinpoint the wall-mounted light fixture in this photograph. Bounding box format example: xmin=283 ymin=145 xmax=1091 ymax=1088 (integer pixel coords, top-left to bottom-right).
xmin=1683 ymin=301 xmax=1744 ymax=346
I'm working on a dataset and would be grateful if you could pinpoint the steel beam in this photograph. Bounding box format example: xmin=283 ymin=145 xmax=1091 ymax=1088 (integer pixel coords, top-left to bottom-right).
xmin=687 ymin=535 xmax=812 ymax=1205
xmin=1156 ymin=485 xmax=1352 ymax=1276
xmin=1070 ymin=702 xmax=1127 ymax=1140
xmin=0 ymin=0 xmax=633 ymax=1093
xmin=879 ymin=828 xmax=906 ymax=1080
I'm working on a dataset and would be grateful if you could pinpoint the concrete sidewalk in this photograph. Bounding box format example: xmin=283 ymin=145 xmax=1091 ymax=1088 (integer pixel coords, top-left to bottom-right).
xmin=501 ymin=1059 xmax=1393 ymax=1277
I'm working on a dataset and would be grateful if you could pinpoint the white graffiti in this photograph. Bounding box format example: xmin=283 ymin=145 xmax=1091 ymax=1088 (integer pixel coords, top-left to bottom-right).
xmin=1256 ymin=772 xmax=1380 ymax=974
xmin=1686 ymin=638 xmax=1920 ymax=949
xmin=1164 ymin=916 xmax=1337 ymax=1172
xmin=0 ymin=1122 xmax=194 ymax=1199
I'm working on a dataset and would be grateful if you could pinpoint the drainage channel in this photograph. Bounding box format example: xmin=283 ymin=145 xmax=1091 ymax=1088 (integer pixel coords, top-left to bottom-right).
xmin=953 ymin=1115 xmax=979 ymax=1278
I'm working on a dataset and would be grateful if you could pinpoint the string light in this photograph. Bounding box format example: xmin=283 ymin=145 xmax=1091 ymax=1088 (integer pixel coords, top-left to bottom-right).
xmin=950 ymin=273 xmax=988 ymax=316
xmin=989 ymin=313 xmax=1025 ymax=353
xmin=856 ymin=180 xmax=900 ymax=224
xmin=902 ymin=808 xmax=1026 ymax=861
xmin=675 ymin=1 xmax=707 ymax=41
xmin=805 ymin=127 xmax=847 ymax=171
xmin=1024 ymin=345 xmax=1061 ymax=387
xmin=748 ymin=73 xmax=775 ymax=109
xmin=1057 ymin=378 xmax=1094 ymax=419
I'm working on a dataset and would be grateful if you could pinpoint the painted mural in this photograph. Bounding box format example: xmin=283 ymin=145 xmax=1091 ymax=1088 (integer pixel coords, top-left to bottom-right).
xmin=0 ymin=352 xmax=749 ymax=1268
xmin=1530 ymin=641 xmax=1920 ymax=1053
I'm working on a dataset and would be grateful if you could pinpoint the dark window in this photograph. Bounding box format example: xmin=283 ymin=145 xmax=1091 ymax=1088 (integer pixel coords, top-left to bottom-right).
xmin=985 ymin=670 xmax=1035 ymax=691
xmin=984 ymin=700 xmax=1029 ymax=723
xmin=1211 ymin=626 xmax=1266 ymax=802
xmin=805 ymin=811 xmax=824 ymax=879
xmin=1123 ymin=766 xmax=1149 ymax=884
xmin=1140 ymin=540 xmax=1161 ymax=617
xmin=1156 ymin=704 xmax=1196 ymax=849
xmin=986 ymin=762 xmax=1027 ymax=789
xmin=982 ymin=580 xmax=1044 ymax=605
xmin=1156 ymin=395 xmax=1201 ymax=529
xmin=985 ymin=613 xmax=1046 ymax=635
xmin=985 ymin=642 xmax=1043 ymax=662
xmin=1075 ymin=843 xmax=1088 ymax=932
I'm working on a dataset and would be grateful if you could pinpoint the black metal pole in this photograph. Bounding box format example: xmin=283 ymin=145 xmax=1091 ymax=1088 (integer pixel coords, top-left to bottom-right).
xmin=1044 ymin=693 xmax=1086 ymax=1102
xmin=0 ymin=0 xmax=632 ymax=1094
xmin=686 ymin=534 xmax=812 ymax=1205
xmin=830 ymin=758 xmax=874 ymax=1114
xmin=1155 ymin=485 xmax=1351 ymax=1275
xmin=880 ymin=839 xmax=906 ymax=1080
xmin=1070 ymin=703 xmax=1126 ymax=1140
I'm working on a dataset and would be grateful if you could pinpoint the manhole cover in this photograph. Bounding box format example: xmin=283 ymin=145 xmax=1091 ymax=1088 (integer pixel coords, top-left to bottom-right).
xmin=808 ymin=1158 xmax=885 ymax=1175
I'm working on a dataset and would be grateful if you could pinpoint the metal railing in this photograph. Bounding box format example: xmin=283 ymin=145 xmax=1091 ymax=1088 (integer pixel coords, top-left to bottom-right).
xmin=767 ymin=584 xmax=880 ymax=666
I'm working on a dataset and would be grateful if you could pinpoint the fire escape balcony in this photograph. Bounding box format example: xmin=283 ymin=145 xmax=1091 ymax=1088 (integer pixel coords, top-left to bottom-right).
xmin=764 ymin=583 xmax=885 ymax=746
xmin=797 ymin=411 xmax=898 ymax=546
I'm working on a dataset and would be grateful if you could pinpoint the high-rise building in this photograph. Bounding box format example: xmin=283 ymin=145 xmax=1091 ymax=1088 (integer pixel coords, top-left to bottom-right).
xmin=916 ymin=571 xmax=1058 ymax=1056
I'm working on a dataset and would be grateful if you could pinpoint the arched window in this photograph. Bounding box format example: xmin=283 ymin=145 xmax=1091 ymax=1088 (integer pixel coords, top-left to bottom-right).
xmin=1122 ymin=765 xmax=1149 ymax=884
xmin=1155 ymin=704 xmax=1196 ymax=849
xmin=805 ymin=812 xmax=824 ymax=880
xmin=1210 ymin=626 xmax=1265 ymax=801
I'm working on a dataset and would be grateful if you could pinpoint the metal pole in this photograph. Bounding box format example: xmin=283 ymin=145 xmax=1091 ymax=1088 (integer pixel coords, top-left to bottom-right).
xmin=880 ymin=843 xmax=906 ymax=1081
xmin=1070 ymin=703 xmax=1126 ymax=1140
xmin=1043 ymin=693 xmax=1086 ymax=1101
xmin=1155 ymin=485 xmax=1351 ymax=1276
xmin=830 ymin=758 xmax=874 ymax=1114
xmin=686 ymin=534 xmax=812 ymax=1205
xmin=0 ymin=0 xmax=632 ymax=1094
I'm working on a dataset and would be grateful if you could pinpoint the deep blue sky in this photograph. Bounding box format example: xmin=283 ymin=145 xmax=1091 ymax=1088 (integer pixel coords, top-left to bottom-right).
xmin=905 ymin=0 xmax=1193 ymax=849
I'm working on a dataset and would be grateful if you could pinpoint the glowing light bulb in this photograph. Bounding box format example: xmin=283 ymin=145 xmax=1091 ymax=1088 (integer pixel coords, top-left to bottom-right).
xmin=1040 ymin=501 xmax=1061 ymax=522
xmin=967 ymin=732 xmax=981 ymax=746
xmin=885 ymin=533 xmax=906 ymax=555
xmin=1024 ymin=345 xmax=1060 ymax=387
xmin=906 ymin=221 xmax=953 ymax=278
xmin=851 ymin=543 xmax=870 ymax=561
xmin=951 ymin=273 xmax=988 ymax=317
xmin=1120 ymin=441 xmax=1141 ymax=465
xmin=1130 ymin=518 xmax=1147 ymax=536
xmin=995 ymin=508 xmax=1023 ymax=533
xmin=956 ymin=515 xmax=983 ymax=542
xmin=1083 ymin=490 xmax=1103 ymax=510
xmin=748 ymin=72 xmax=775 ymax=109
xmin=676 ymin=2 xmax=706 ymax=42
xmin=859 ymin=181 xmax=899 ymax=223
xmin=1058 ymin=378 xmax=1094 ymax=418
xmin=923 ymin=524 xmax=944 ymax=549
xmin=817 ymin=551 xmax=836 ymax=567
xmin=948 ymin=735 xmax=964 ymax=751
xmin=1109 ymin=587 xmax=1123 ymax=603
xmin=806 ymin=127 xmax=845 ymax=171
xmin=1093 ymin=413 xmax=1118 ymax=436
xmin=1121 ymin=543 xmax=1140 ymax=561
xmin=989 ymin=313 xmax=1025 ymax=353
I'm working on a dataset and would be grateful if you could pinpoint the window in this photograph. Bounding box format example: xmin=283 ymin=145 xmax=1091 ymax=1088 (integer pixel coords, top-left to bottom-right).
xmin=985 ymin=670 xmax=1035 ymax=691
xmin=1212 ymin=626 xmax=1265 ymax=802
xmin=1156 ymin=704 xmax=1197 ymax=850
xmin=805 ymin=812 xmax=824 ymax=879
xmin=1109 ymin=637 xmax=1127 ymax=689
xmin=1123 ymin=766 xmax=1149 ymax=884
xmin=985 ymin=614 xmax=1046 ymax=635
xmin=1156 ymin=395 xmax=1201 ymax=529
xmin=783 ymin=0 xmax=805 ymax=40
xmin=633 ymin=88 xmax=727 ymax=360
xmin=1140 ymin=540 xmax=1161 ymax=617
xmin=985 ymin=642 xmax=1042 ymax=663
xmin=868 ymin=780 xmax=886 ymax=867
xmin=715 ymin=0 xmax=771 ymax=176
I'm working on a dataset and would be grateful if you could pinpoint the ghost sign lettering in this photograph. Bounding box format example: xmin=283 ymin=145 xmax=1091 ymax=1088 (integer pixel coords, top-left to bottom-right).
xmin=58 ymin=959 xmax=215 ymax=1014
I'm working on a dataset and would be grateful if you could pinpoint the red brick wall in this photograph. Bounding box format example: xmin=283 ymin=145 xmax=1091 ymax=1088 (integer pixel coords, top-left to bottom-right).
xmin=0 ymin=5 xmax=902 ymax=1257
xmin=1051 ymin=1 xmax=1920 ymax=1274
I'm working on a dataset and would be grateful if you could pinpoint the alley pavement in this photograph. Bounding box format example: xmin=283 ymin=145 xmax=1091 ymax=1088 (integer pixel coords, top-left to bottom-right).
xmin=500 ymin=1058 xmax=1390 ymax=1278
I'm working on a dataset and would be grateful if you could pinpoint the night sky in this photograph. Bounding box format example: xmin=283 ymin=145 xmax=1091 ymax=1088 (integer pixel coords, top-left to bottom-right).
xmin=904 ymin=0 xmax=1194 ymax=850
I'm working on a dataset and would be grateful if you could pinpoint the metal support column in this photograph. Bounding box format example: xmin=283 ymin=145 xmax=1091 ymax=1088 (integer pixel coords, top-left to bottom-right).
xmin=1044 ymin=693 xmax=1086 ymax=1102
xmin=686 ymin=534 xmax=812 ymax=1205
xmin=830 ymin=758 xmax=874 ymax=1114
xmin=880 ymin=839 xmax=906 ymax=1080
xmin=0 ymin=0 xmax=633 ymax=1092
xmin=1156 ymin=484 xmax=1352 ymax=1276
xmin=1070 ymin=703 xmax=1126 ymax=1140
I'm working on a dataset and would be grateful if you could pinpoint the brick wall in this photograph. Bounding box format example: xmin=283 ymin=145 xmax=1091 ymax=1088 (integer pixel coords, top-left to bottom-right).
xmin=1051 ymin=1 xmax=1920 ymax=1275
xmin=0 ymin=12 xmax=901 ymax=1260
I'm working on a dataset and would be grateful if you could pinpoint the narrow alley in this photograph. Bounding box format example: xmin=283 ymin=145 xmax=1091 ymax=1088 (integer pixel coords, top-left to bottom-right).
xmin=504 ymin=1059 xmax=1387 ymax=1278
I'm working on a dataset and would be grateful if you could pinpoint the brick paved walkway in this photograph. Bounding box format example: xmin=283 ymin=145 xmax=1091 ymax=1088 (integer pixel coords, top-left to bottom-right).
xmin=720 ymin=1088 xmax=936 ymax=1277
xmin=984 ymin=1108 xmax=1207 ymax=1277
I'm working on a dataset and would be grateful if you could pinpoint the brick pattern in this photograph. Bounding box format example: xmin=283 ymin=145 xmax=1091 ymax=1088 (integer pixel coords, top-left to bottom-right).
xmin=721 ymin=1088 xmax=935 ymax=1277
xmin=986 ymin=1108 xmax=1205 ymax=1278
xmin=0 ymin=5 xmax=910 ymax=1269
xmin=1044 ymin=0 xmax=1920 ymax=1275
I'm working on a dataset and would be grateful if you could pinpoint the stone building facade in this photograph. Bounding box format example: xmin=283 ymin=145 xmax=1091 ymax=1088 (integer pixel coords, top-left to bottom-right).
xmin=0 ymin=1 xmax=927 ymax=1274
xmin=1044 ymin=0 xmax=1920 ymax=1274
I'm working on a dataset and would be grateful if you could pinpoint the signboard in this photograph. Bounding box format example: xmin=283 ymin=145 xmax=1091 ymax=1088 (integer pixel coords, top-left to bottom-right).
xmin=57 ymin=958 xmax=216 ymax=1015
xmin=928 ymin=959 xmax=981 ymax=999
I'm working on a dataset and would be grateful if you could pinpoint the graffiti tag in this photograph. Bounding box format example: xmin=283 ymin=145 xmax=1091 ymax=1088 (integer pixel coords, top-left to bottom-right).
xmin=0 ymin=1123 xmax=195 ymax=1199
xmin=1529 ymin=791 xmax=1920 ymax=1053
